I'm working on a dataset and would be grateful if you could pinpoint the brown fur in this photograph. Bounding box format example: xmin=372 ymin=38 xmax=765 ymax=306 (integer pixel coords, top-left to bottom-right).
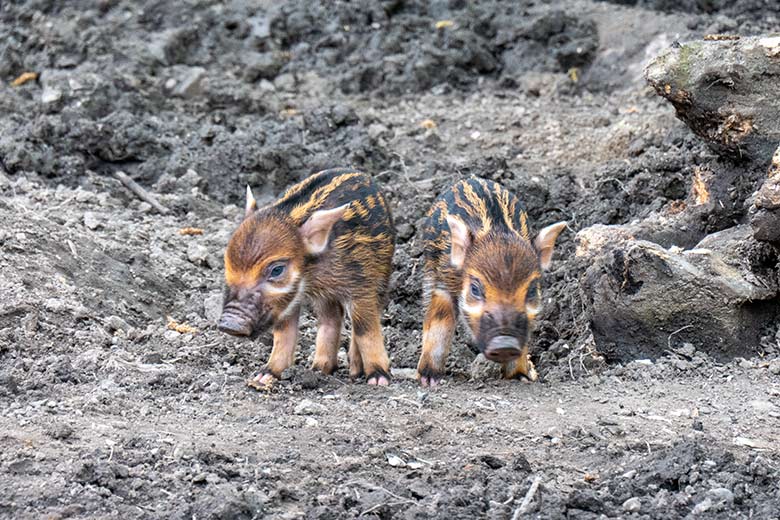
xmin=220 ymin=169 xmax=395 ymax=385
xmin=417 ymin=178 xmax=565 ymax=386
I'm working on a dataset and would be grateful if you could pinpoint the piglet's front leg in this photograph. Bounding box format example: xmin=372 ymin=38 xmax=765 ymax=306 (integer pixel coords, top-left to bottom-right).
xmin=247 ymin=307 xmax=300 ymax=390
xmin=501 ymin=346 xmax=538 ymax=382
xmin=417 ymin=289 xmax=456 ymax=388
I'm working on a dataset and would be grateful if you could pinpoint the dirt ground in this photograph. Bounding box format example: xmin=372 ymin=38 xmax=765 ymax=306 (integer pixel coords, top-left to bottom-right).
xmin=1 ymin=0 xmax=779 ymax=518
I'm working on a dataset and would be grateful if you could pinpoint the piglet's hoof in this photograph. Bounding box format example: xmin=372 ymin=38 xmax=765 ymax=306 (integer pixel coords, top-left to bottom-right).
xmin=366 ymin=370 xmax=391 ymax=386
xmin=246 ymin=372 xmax=276 ymax=391
xmin=418 ymin=367 xmax=443 ymax=388
xmin=419 ymin=375 xmax=441 ymax=388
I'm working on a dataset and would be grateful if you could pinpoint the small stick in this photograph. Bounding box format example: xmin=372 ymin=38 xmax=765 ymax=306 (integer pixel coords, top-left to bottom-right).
xmin=113 ymin=170 xmax=169 ymax=214
xmin=512 ymin=476 xmax=542 ymax=518
xmin=667 ymin=324 xmax=693 ymax=350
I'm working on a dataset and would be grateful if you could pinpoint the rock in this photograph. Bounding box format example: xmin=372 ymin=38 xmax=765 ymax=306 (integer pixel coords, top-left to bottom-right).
xmin=187 ymin=243 xmax=209 ymax=265
xmin=163 ymin=330 xmax=181 ymax=341
xmin=707 ymin=487 xmax=734 ymax=508
xmin=273 ymin=73 xmax=296 ymax=91
xmin=203 ymin=292 xmax=223 ymax=323
xmin=172 ymin=67 xmax=206 ymax=98
xmin=692 ymin=497 xmax=713 ymax=515
xmin=622 ymin=497 xmax=641 ymax=512
xmin=244 ymin=52 xmax=286 ymax=82
xmin=294 ymin=399 xmax=326 ymax=416
xmin=581 ymin=225 xmax=779 ymax=360
xmin=45 ymin=423 xmax=74 ymax=440
xmin=750 ymin=155 xmax=780 ymax=243
xmin=74 ymin=348 xmax=102 ymax=370
xmin=105 ymin=315 xmax=130 ymax=333
xmin=41 ymin=86 xmax=63 ymax=105
xmin=769 ymin=359 xmax=780 ymax=375
xmin=645 ymin=37 xmax=780 ymax=165
xmin=83 ymin=211 xmax=100 ymax=230
xmin=470 ymin=354 xmax=503 ymax=380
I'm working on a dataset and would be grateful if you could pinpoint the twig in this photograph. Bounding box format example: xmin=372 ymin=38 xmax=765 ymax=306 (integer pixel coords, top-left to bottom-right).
xmin=512 ymin=476 xmax=542 ymax=518
xmin=388 ymin=396 xmax=423 ymax=409
xmin=360 ymin=500 xmax=411 ymax=516
xmin=667 ymin=325 xmax=693 ymax=350
xmin=113 ymin=170 xmax=169 ymax=214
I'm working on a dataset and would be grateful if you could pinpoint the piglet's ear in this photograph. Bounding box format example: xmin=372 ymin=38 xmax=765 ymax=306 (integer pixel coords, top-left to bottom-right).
xmin=446 ymin=215 xmax=472 ymax=270
xmin=245 ymin=185 xmax=257 ymax=217
xmin=300 ymin=204 xmax=350 ymax=255
xmin=534 ymin=221 xmax=567 ymax=270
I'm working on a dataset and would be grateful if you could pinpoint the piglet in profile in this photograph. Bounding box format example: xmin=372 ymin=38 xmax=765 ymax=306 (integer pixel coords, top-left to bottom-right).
xmin=219 ymin=169 xmax=396 ymax=387
xmin=417 ymin=177 xmax=566 ymax=387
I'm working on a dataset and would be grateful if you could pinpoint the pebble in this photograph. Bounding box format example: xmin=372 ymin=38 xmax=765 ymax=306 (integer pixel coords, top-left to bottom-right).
xmin=83 ymin=211 xmax=100 ymax=230
xmin=367 ymin=123 xmax=389 ymax=140
xmin=172 ymin=67 xmax=206 ymax=98
xmin=105 ymin=315 xmax=130 ymax=332
xmin=163 ymin=330 xmax=181 ymax=341
xmin=187 ymin=243 xmax=209 ymax=265
xmin=707 ymin=487 xmax=734 ymax=505
xmin=294 ymin=399 xmax=326 ymax=416
xmin=41 ymin=86 xmax=63 ymax=104
xmin=203 ymin=292 xmax=223 ymax=323
xmin=244 ymin=51 xmax=285 ymax=81
xmin=622 ymin=497 xmax=641 ymax=512
xmin=470 ymin=353 xmax=502 ymax=380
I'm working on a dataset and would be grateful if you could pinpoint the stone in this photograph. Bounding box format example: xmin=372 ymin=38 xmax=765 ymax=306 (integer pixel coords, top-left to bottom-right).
xmin=187 ymin=243 xmax=209 ymax=265
xmin=470 ymin=354 xmax=503 ymax=380
xmin=750 ymin=158 xmax=780 ymax=243
xmin=622 ymin=497 xmax=641 ymax=512
xmin=294 ymin=399 xmax=326 ymax=416
xmin=203 ymin=292 xmax=223 ymax=323
xmin=41 ymin=86 xmax=63 ymax=105
xmin=581 ymin=225 xmax=779 ymax=361
xmin=83 ymin=211 xmax=100 ymax=230
xmin=244 ymin=52 xmax=285 ymax=82
xmin=105 ymin=315 xmax=130 ymax=332
xmin=645 ymin=37 xmax=780 ymax=166
xmin=172 ymin=67 xmax=206 ymax=98
xmin=769 ymin=359 xmax=780 ymax=375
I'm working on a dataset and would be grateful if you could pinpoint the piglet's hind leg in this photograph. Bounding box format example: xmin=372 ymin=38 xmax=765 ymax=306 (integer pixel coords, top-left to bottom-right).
xmin=311 ymin=301 xmax=344 ymax=375
xmin=351 ymin=303 xmax=391 ymax=386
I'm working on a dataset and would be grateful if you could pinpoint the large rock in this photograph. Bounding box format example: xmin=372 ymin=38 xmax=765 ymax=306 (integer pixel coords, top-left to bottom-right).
xmin=579 ymin=225 xmax=779 ymax=361
xmin=750 ymin=146 xmax=780 ymax=243
xmin=645 ymin=36 xmax=780 ymax=165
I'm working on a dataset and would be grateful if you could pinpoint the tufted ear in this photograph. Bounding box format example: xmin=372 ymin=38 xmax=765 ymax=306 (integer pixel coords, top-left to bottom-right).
xmin=446 ymin=214 xmax=472 ymax=269
xmin=299 ymin=204 xmax=350 ymax=255
xmin=534 ymin=221 xmax=567 ymax=270
xmin=245 ymin=185 xmax=257 ymax=217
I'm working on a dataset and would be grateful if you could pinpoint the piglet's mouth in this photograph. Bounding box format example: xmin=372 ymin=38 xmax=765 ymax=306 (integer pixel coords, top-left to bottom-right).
xmin=483 ymin=335 xmax=523 ymax=363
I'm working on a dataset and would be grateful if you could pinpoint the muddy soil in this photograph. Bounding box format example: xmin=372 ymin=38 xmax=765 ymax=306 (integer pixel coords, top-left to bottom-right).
xmin=1 ymin=0 xmax=779 ymax=518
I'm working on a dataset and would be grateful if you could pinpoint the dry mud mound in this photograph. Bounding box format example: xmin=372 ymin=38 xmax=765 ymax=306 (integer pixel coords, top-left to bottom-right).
xmin=1 ymin=0 xmax=780 ymax=518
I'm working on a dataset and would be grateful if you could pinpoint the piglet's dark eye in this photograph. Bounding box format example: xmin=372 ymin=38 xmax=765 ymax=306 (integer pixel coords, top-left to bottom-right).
xmin=470 ymin=280 xmax=483 ymax=299
xmin=268 ymin=263 xmax=286 ymax=279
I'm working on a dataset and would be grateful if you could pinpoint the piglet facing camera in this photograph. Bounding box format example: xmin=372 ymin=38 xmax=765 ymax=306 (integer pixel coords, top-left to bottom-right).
xmin=220 ymin=169 xmax=396 ymax=387
xmin=417 ymin=177 xmax=566 ymax=387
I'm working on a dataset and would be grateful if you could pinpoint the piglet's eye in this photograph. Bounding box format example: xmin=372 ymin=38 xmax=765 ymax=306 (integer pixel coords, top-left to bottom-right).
xmin=526 ymin=287 xmax=542 ymax=313
xmin=470 ymin=280 xmax=483 ymax=299
xmin=267 ymin=263 xmax=286 ymax=280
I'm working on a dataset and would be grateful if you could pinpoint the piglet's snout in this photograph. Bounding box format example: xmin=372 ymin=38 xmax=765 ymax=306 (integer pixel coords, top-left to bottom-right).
xmin=218 ymin=310 xmax=253 ymax=337
xmin=484 ymin=335 xmax=522 ymax=363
